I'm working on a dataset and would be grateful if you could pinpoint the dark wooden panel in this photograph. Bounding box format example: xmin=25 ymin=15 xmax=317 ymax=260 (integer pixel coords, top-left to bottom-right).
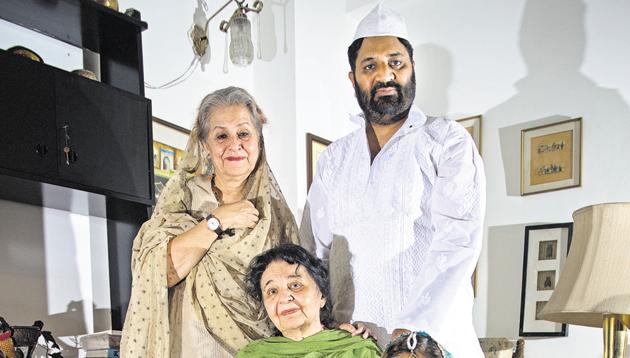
xmin=0 ymin=0 xmax=147 ymax=51
xmin=54 ymin=71 xmax=152 ymax=201
xmin=106 ymin=197 xmax=150 ymax=329
xmin=0 ymin=51 xmax=57 ymax=177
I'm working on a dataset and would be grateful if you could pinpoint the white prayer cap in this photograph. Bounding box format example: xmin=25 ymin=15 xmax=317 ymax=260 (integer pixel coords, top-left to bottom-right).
xmin=352 ymin=3 xmax=409 ymax=42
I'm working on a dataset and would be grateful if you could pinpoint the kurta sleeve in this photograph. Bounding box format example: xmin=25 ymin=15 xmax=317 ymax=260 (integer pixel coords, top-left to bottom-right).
xmin=393 ymin=122 xmax=486 ymax=353
xmin=300 ymin=148 xmax=334 ymax=264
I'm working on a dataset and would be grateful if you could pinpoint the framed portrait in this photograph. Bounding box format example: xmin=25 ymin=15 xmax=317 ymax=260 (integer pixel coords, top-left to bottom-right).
xmin=306 ymin=133 xmax=331 ymax=191
xmin=456 ymin=115 xmax=482 ymax=152
xmin=152 ymin=117 xmax=191 ymax=200
xmin=521 ymin=118 xmax=581 ymax=195
xmin=472 ymin=266 xmax=478 ymax=298
xmin=519 ymin=223 xmax=573 ymax=337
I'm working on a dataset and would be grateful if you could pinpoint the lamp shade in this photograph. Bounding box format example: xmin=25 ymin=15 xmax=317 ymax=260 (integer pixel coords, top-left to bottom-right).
xmin=539 ymin=203 xmax=630 ymax=327
xmin=229 ymin=12 xmax=254 ymax=67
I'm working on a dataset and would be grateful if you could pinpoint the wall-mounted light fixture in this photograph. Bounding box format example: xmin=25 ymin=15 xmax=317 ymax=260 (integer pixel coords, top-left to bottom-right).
xmin=190 ymin=0 xmax=263 ymax=70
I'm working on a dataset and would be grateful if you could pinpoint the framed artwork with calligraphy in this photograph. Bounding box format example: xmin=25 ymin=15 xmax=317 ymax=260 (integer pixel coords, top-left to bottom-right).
xmin=521 ymin=118 xmax=581 ymax=195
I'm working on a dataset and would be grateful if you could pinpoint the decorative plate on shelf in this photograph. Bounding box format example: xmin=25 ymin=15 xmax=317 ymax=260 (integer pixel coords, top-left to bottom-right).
xmin=7 ymin=46 xmax=43 ymax=63
xmin=94 ymin=0 xmax=119 ymax=11
xmin=72 ymin=69 xmax=99 ymax=81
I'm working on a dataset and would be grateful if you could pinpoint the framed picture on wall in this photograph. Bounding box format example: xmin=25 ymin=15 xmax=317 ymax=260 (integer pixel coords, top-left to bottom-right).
xmin=306 ymin=133 xmax=331 ymax=191
xmin=152 ymin=117 xmax=191 ymax=201
xmin=455 ymin=114 xmax=483 ymax=298
xmin=519 ymin=223 xmax=573 ymax=337
xmin=521 ymin=118 xmax=581 ymax=195
xmin=456 ymin=115 xmax=482 ymax=152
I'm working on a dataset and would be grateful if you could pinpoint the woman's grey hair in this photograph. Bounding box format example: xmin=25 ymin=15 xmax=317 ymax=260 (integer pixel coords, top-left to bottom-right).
xmin=180 ymin=86 xmax=267 ymax=176
xmin=193 ymin=86 xmax=265 ymax=146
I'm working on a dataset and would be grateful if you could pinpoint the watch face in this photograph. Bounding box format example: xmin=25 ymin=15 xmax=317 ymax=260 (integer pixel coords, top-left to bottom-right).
xmin=207 ymin=217 xmax=220 ymax=231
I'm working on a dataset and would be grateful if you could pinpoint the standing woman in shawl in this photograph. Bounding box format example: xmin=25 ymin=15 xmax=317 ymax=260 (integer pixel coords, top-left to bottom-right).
xmin=120 ymin=87 xmax=299 ymax=358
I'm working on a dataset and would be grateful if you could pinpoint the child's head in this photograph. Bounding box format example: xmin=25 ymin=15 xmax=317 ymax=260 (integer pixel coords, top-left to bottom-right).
xmin=382 ymin=331 xmax=451 ymax=358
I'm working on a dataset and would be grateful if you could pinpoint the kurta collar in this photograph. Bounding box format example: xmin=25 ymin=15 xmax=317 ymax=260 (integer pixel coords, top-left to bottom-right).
xmin=348 ymin=104 xmax=427 ymax=132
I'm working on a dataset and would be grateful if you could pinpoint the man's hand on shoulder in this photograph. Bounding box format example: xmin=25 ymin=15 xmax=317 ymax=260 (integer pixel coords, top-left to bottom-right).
xmin=338 ymin=322 xmax=373 ymax=340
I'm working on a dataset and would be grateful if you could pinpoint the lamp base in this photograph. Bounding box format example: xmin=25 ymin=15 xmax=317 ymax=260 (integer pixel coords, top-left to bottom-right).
xmin=603 ymin=314 xmax=629 ymax=358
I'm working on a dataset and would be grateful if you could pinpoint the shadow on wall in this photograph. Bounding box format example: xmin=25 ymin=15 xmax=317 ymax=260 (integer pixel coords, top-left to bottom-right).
xmin=0 ymin=201 xmax=79 ymax=357
xmin=485 ymin=223 xmax=542 ymax=338
xmin=33 ymin=300 xmax=111 ymax=358
xmin=486 ymin=0 xmax=630 ymax=197
xmin=413 ymin=43 xmax=453 ymax=117
xmin=0 ymin=201 xmax=48 ymax=329
xmin=0 ymin=199 xmax=111 ymax=358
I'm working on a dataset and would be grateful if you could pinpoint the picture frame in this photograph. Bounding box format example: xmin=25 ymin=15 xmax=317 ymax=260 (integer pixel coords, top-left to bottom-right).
xmin=456 ymin=115 xmax=482 ymax=296
xmin=456 ymin=115 xmax=482 ymax=152
xmin=519 ymin=223 xmax=573 ymax=337
xmin=521 ymin=118 xmax=582 ymax=195
xmin=152 ymin=117 xmax=191 ymax=200
xmin=306 ymin=133 xmax=332 ymax=191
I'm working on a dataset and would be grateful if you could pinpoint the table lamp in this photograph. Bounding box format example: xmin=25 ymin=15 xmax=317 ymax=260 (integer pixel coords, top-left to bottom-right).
xmin=540 ymin=203 xmax=630 ymax=358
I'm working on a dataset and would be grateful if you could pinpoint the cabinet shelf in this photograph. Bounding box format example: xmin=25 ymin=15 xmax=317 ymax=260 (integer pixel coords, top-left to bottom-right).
xmin=0 ymin=0 xmax=147 ymax=49
xmin=0 ymin=0 xmax=149 ymax=95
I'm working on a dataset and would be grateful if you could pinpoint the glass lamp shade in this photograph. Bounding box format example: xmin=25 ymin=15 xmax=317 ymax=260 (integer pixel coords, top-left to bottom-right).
xmin=229 ymin=13 xmax=254 ymax=67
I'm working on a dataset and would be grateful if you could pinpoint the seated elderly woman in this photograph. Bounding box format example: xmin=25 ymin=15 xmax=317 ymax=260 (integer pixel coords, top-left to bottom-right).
xmin=236 ymin=244 xmax=381 ymax=357
xmin=381 ymin=331 xmax=451 ymax=358
xmin=121 ymin=87 xmax=299 ymax=357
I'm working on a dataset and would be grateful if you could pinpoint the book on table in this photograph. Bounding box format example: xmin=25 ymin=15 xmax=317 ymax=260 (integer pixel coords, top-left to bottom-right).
xmin=77 ymin=330 xmax=122 ymax=351
xmin=85 ymin=348 xmax=119 ymax=358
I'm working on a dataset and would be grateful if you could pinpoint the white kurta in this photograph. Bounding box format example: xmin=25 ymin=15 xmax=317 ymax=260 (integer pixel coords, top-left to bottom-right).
xmin=302 ymin=105 xmax=485 ymax=357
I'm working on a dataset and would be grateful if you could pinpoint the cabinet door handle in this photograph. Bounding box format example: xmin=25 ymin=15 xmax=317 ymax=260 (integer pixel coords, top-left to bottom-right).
xmin=61 ymin=124 xmax=77 ymax=165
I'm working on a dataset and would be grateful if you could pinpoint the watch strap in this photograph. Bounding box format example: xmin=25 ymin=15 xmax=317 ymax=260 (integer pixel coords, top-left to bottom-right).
xmin=205 ymin=213 xmax=224 ymax=237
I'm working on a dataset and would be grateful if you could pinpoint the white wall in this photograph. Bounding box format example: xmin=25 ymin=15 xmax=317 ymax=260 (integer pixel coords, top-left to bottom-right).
xmin=293 ymin=0 xmax=630 ymax=357
xmin=125 ymin=0 xmax=299 ymax=213
xmin=294 ymin=0 xmax=361 ymax=217
xmin=251 ymin=0 xmax=298 ymax=214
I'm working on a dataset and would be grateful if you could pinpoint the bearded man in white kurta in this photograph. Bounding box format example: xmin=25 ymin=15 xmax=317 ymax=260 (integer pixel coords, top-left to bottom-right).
xmin=300 ymin=4 xmax=485 ymax=357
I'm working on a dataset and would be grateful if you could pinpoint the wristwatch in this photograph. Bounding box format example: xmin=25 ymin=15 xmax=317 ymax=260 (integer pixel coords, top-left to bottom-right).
xmin=205 ymin=213 xmax=224 ymax=237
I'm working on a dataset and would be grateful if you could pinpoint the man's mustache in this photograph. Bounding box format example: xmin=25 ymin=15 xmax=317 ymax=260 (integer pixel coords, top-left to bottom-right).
xmin=370 ymin=81 xmax=402 ymax=98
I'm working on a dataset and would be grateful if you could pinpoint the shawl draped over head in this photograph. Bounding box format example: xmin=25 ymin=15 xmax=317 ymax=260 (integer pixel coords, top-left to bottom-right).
xmin=120 ymin=122 xmax=300 ymax=357
xmin=235 ymin=329 xmax=382 ymax=358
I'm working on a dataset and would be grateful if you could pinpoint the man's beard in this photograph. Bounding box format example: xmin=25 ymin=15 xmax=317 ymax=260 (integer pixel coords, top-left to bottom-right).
xmin=354 ymin=70 xmax=416 ymax=125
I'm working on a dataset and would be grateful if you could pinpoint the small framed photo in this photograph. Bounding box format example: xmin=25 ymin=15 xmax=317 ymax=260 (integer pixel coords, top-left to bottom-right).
xmin=306 ymin=133 xmax=332 ymax=191
xmin=152 ymin=117 xmax=191 ymax=201
xmin=538 ymin=240 xmax=557 ymax=260
xmin=521 ymin=118 xmax=581 ymax=195
xmin=456 ymin=115 xmax=482 ymax=152
xmin=160 ymin=147 xmax=175 ymax=171
xmin=519 ymin=223 xmax=573 ymax=337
